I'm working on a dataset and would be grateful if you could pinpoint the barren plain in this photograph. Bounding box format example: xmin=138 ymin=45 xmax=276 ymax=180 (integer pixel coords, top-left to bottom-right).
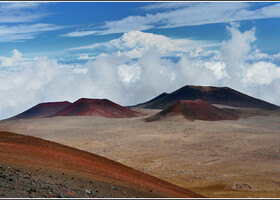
xmin=1 ymin=108 xmax=280 ymax=198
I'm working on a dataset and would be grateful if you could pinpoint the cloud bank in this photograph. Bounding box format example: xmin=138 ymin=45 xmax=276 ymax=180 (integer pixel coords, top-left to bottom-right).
xmin=1 ymin=25 xmax=280 ymax=119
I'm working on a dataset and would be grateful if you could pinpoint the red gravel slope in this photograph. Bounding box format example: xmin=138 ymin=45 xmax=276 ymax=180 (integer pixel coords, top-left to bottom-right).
xmin=0 ymin=131 xmax=203 ymax=198
xmin=146 ymin=99 xmax=241 ymax=122
xmin=52 ymin=98 xmax=143 ymax=118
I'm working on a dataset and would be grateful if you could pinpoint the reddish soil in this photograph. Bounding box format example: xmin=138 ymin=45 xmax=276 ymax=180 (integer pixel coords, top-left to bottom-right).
xmin=52 ymin=98 xmax=144 ymax=118
xmin=0 ymin=131 xmax=203 ymax=198
xmin=9 ymin=101 xmax=71 ymax=120
xmin=146 ymin=99 xmax=242 ymax=122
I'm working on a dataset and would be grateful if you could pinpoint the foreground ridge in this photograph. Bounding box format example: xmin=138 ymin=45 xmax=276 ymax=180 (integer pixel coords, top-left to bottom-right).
xmin=0 ymin=131 xmax=204 ymax=198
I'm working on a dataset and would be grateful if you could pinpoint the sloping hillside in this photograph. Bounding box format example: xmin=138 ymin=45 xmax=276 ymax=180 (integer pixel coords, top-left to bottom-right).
xmin=135 ymin=85 xmax=279 ymax=110
xmin=146 ymin=99 xmax=241 ymax=122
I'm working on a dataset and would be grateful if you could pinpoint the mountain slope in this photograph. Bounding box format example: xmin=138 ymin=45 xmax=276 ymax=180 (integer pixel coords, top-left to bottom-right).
xmin=135 ymin=85 xmax=279 ymax=110
xmin=146 ymin=100 xmax=241 ymax=122
xmin=134 ymin=92 xmax=169 ymax=108
xmin=9 ymin=101 xmax=71 ymax=120
xmin=52 ymin=98 xmax=142 ymax=118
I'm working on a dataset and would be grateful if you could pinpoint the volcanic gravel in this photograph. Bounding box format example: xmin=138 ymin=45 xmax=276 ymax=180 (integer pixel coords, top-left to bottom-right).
xmin=0 ymin=163 xmax=150 ymax=198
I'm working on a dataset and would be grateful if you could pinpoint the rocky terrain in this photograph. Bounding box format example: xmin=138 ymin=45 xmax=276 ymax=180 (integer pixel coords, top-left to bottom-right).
xmin=0 ymin=164 xmax=103 ymax=198
xmin=1 ymin=84 xmax=280 ymax=198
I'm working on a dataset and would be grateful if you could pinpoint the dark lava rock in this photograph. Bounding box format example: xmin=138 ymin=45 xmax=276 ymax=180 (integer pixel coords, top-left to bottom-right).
xmin=0 ymin=174 xmax=7 ymax=179
xmin=110 ymin=185 xmax=117 ymax=190
xmin=85 ymin=189 xmax=91 ymax=194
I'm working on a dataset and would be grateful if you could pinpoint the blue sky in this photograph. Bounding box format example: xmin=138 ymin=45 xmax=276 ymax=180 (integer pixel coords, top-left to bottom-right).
xmin=1 ymin=1 xmax=280 ymax=119
xmin=1 ymin=2 xmax=280 ymax=57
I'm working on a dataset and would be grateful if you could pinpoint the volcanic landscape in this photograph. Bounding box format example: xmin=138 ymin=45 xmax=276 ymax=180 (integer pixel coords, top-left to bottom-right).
xmin=1 ymin=85 xmax=280 ymax=198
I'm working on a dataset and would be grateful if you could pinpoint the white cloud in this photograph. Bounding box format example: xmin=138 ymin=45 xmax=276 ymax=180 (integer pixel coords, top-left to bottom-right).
xmin=218 ymin=24 xmax=280 ymax=105
xmin=63 ymin=2 xmax=280 ymax=37
xmin=69 ymin=30 xmax=219 ymax=58
xmin=190 ymin=48 xmax=221 ymax=60
xmin=77 ymin=54 xmax=95 ymax=60
xmin=0 ymin=2 xmax=41 ymax=9
xmin=204 ymin=61 xmax=228 ymax=80
xmin=247 ymin=49 xmax=272 ymax=61
xmin=0 ymin=49 xmax=38 ymax=68
xmin=176 ymin=56 xmax=218 ymax=86
xmin=243 ymin=62 xmax=280 ymax=85
xmin=261 ymin=3 xmax=280 ymax=17
xmin=73 ymin=67 xmax=88 ymax=74
xmin=117 ymin=63 xmax=141 ymax=85
xmin=0 ymin=2 xmax=65 ymax=42
xmin=0 ymin=2 xmax=49 ymax=23
xmin=62 ymin=30 xmax=99 ymax=37
xmin=0 ymin=23 xmax=64 ymax=42
xmin=139 ymin=2 xmax=192 ymax=10
xmin=0 ymin=49 xmax=22 ymax=67
xmin=221 ymin=23 xmax=256 ymax=78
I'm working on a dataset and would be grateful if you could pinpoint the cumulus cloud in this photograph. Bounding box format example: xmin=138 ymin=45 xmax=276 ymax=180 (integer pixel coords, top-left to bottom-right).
xmin=176 ymin=56 xmax=217 ymax=86
xmin=70 ymin=30 xmax=219 ymax=58
xmin=1 ymin=25 xmax=280 ymax=120
xmin=204 ymin=61 xmax=228 ymax=80
xmin=0 ymin=49 xmax=38 ymax=68
xmin=243 ymin=62 xmax=280 ymax=85
xmin=63 ymin=2 xmax=280 ymax=37
xmin=0 ymin=49 xmax=23 ymax=67
xmin=117 ymin=63 xmax=141 ymax=85
xmin=219 ymin=24 xmax=280 ymax=104
xmin=221 ymin=23 xmax=256 ymax=78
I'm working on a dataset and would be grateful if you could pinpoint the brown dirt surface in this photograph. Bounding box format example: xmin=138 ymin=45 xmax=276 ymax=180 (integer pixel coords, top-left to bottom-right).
xmin=1 ymin=108 xmax=280 ymax=197
xmin=0 ymin=131 xmax=203 ymax=198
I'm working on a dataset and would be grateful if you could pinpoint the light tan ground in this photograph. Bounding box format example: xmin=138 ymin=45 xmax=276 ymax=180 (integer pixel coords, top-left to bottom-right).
xmin=1 ymin=108 xmax=280 ymax=198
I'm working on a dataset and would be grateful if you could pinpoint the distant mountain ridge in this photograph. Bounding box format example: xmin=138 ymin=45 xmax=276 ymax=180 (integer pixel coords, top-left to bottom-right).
xmin=10 ymin=101 xmax=71 ymax=120
xmin=7 ymin=98 xmax=143 ymax=120
xmin=134 ymin=85 xmax=279 ymax=110
xmin=52 ymin=98 xmax=142 ymax=118
xmin=6 ymin=85 xmax=279 ymax=121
